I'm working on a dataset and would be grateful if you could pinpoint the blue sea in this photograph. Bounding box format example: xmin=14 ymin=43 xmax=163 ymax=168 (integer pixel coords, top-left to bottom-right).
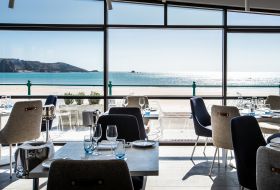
xmin=0 ymin=72 xmax=279 ymax=86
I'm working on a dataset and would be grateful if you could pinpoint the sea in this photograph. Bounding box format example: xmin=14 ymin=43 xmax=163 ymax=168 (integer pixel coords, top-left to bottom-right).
xmin=0 ymin=71 xmax=279 ymax=86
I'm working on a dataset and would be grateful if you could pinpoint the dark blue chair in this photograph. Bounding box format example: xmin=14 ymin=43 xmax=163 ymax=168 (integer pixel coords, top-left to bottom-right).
xmin=267 ymin=133 xmax=280 ymax=143
xmin=97 ymin=114 xmax=140 ymax=142
xmin=97 ymin=114 xmax=144 ymax=190
xmin=231 ymin=116 xmax=266 ymax=190
xmin=190 ymin=97 xmax=212 ymax=160
xmin=108 ymin=107 xmax=147 ymax=140
xmin=41 ymin=95 xmax=57 ymax=132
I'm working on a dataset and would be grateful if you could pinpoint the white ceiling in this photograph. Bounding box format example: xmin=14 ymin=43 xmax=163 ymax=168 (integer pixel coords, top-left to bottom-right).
xmin=167 ymin=0 xmax=280 ymax=12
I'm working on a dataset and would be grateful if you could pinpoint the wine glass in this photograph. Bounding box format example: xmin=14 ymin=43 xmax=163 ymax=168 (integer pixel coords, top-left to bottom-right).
xmin=106 ymin=125 xmax=118 ymax=155
xmin=92 ymin=124 xmax=102 ymax=155
xmin=139 ymin=97 xmax=145 ymax=113
xmin=122 ymin=97 xmax=128 ymax=107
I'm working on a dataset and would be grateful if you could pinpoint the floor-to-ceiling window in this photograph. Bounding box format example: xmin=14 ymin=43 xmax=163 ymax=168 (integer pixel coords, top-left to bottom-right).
xmin=1 ymin=0 xmax=280 ymax=142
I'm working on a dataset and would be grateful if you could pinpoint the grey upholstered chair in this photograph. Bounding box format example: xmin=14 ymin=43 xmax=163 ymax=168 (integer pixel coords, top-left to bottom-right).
xmin=265 ymin=95 xmax=280 ymax=110
xmin=209 ymin=105 xmax=240 ymax=176
xmin=126 ymin=96 xmax=149 ymax=126
xmin=126 ymin=96 xmax=149 ymax=109
xmin=257 ymin=146 xmax=280 ymax=190
xmin=259 ymin=95 xmax=280 ymax=134
xmin=47 ymin=159 xmax=134 ymax=190
xmin=0 ymin=100 xmax=43 ymax=178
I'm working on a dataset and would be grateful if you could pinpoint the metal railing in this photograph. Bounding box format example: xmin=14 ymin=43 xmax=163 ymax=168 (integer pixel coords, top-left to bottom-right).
xmin=0 ymin=80 xmax=280 ymax=96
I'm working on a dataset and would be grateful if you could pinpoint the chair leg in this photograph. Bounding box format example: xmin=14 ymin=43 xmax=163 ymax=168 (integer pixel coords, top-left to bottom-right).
xmin=9 ymin=144 xmax=12 ymax=179
xmin=225 ymin=150 xmax=228 ymax=168
xmin=217 ymin=148 xmax=220 ymax=166
xmin=191 ymin=136 xmax=199 ymax=160
xmin=209 ymin=147 xmax=218 ymax=176
xmin=203 ymin=137 xmax=208 ymax=156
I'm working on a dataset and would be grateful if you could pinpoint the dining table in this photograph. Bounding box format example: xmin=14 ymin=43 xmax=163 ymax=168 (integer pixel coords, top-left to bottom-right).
xmin=29 ymin=141 xmax=159 ymax=190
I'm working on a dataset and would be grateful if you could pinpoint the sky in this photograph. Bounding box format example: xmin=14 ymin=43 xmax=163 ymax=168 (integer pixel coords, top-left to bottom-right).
xmin=0 ymin=0 xmax=280 ymax=72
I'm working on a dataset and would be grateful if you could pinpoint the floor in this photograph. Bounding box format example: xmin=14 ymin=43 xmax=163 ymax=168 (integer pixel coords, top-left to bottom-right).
xmin=0 ymin=146 xmax=240 ymax=190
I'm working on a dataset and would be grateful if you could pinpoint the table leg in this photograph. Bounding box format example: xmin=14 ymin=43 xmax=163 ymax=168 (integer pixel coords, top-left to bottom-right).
xmin=33 ymin=178 xmax=39 ymax=190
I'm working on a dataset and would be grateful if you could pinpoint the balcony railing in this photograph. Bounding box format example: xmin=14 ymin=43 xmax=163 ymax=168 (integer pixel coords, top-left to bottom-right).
xmin=1 ymin=80 xmax=279 ymax=96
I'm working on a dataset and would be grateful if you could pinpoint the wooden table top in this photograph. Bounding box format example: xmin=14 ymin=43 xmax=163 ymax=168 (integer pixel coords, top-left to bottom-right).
xmin=29 ymin=141 xmax=159 ymax=178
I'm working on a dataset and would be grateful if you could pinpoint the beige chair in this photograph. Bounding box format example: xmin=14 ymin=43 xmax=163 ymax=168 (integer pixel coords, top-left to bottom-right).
xmin=127 ymin=96 xmax=149 ymax=109
xmin=209 ymin=105 xmax=240 ymax=176
xmin=259 ymin=95 xmax=280 ymax=134
xmin=126 ymin=96 xmax=149 ymax=125
xmin=257 ymin=146 xmax=280 ymax=190
xmin=0 ymin=100 xmax=42 ymax=178
xmin=265 ymin=95 xmax=280 ymax=110
xmin=47 ymin=159 xmax=134 ymax=190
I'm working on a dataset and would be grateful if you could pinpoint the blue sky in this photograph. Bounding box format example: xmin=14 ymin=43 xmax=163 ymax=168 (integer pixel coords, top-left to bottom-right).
xmin=0 ymin=0 xmax=279 ymax=72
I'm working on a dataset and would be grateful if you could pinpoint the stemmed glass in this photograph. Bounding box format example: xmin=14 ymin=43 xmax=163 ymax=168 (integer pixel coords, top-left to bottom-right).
xmin=122 ymin=97 xmax=128 ymax=107
xmin=106 ymin=125 xmax=118 ymax=155
xmin=92 ymin=124 xmax=102 ymax=155
xmin=139 ymin=97 xmax=145 ymax=113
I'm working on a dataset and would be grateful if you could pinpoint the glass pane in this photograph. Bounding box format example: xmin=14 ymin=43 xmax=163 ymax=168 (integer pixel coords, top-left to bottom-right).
xmin=0 ymin=31 xmax=104 ymax=97
xmin=109 ymin=29 xmax=222 ymax=96
xmin=168 ymin=5 xmax=223 ymax=25
xmin=228 ymin=11 xmax=280 ymax=26
xmin=228 ymin=33 xmax=280 ymax=97
xmin=0 ymin=0 xmax=103 ymax=24
xmin=109 ymin=2 xmax=163 ymax=25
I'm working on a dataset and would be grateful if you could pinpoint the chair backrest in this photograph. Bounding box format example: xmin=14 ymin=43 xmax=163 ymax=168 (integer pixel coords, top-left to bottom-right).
xmin=266 ymin=95 xmax=280 ymax=110
xmin=211 ymin=105 xmax=240 ymax=150
xmin=256 ymin=146 xmax=280 ymax=190
xmin=231 ymin=116 xmax=266 ymax=190
xmin=47 ymin=159 xmax=134 ymax=190
xmin=97 ymin=114 xmax=141 ymax=142
xmin=190 ymin=97 xmax=211 ymax=135
xmin=45 ymin=95 xmax=57 ymax=106
xmin=109 ymin=107 xmax=146 ymax=140
xmin=126 ymin=96 xmax=149 ymax=109
xmin=0 ymin=100 xmax=42 ymax=144
xmin=41 ymin=95 xmax=57 ymax=132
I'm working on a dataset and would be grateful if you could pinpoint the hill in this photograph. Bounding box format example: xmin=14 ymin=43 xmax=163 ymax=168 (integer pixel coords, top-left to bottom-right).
xmin=0 ymin=58 xmax=87 ymax=72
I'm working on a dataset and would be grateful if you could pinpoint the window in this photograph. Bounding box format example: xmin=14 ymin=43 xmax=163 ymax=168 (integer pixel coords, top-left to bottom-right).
xmin=109 ymin=29 xmax=222 ymax=96
xmin=168 ymin=5 xmax=223 ymax=25
xmin=227 ymin=33 xmax=280 ymax=96
xmin=0 ymin=31 xmax=104 ymax=96
xmin=228 ymin=11 xmax=280 ymax=26
xmin=0 ymin=0 xmax=104 ymax=24
xmin=109 ymin=2 xmax=163 ymax=25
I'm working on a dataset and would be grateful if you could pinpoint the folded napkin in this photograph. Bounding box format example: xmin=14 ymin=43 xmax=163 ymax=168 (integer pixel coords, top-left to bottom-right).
xmin=97 ymin=140 xmax=117 ymax=150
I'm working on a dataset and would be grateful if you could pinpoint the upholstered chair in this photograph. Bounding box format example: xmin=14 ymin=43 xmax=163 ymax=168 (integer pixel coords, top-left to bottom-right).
xmin=0 ymin=100 xmax=43 ymax=178
xmin=231 ymin=116 xmax=266 ymax=190
xmin=190 ymin=97 xmax=212 ymax=160
xmin=209 ymin=105 xmax=240 ymax=176
xmin=47 ymin=160 xmax=134 ymax=190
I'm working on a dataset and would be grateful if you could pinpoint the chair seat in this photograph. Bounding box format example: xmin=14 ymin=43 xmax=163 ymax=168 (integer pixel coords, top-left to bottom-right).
xmin=205 ymin=125 xmax=212 ymax=130
xmin=259 ymin=122 xmax=280 ymax=134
